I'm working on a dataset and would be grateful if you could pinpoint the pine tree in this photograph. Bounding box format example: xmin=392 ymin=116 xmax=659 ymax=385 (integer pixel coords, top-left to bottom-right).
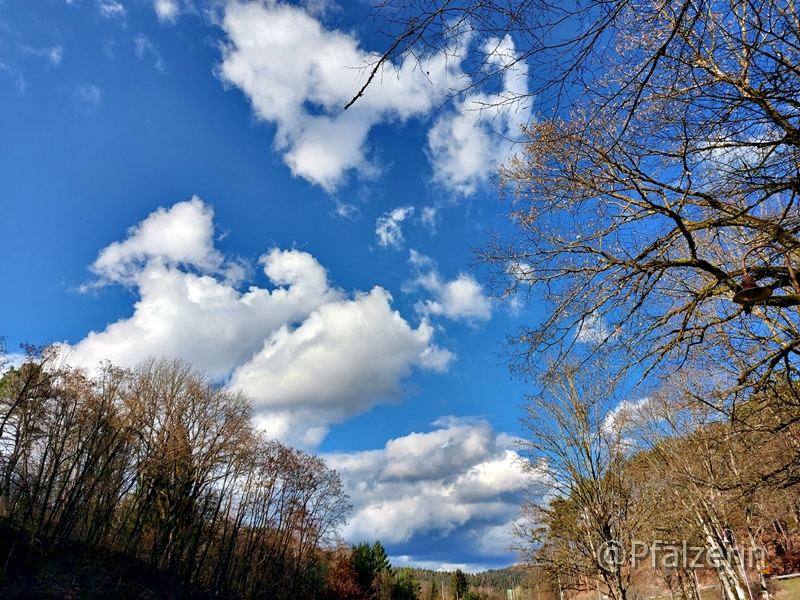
xmin=451 ymin=570 xmax=468 ymax=600
xmin=353 ymin=540 xmax=393 ymax=599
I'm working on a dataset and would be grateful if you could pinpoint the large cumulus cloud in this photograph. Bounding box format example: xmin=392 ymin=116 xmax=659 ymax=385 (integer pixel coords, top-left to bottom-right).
xmin=64 ymin=197 xmax=453 ymax=446
xmin=325 ymin=417 xmax=530 ymax=569
xmin=217 ymin=0 xmax=529 ymax=195
xmin=217 ymin=0 xmax=452 ymax=192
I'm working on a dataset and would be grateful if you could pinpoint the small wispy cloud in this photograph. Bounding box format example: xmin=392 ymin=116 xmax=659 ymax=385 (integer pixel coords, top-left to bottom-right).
xmin=575 ymin=312 xmax=618 ymax=344
xmin=8 ymin=71 xmax=27 ymax=94
xmin=376 ymin=206 xmax=415 ymax=249
xmin=134 ymin=35 xmax=165 ymax=73
xmin=98 ymin=0 xmax=126 ymax=19
xmin=153 ymin=0 xmax=179 ymax=23
xmin=420 ymin=206 xmax=438 ymax=233
xmin=20 ymin=44 xmax=63 ymax=67
xmin=48 ymin=45 xmax=63 ymax=66
xmin=405 ymin=250 xmax=493 ymax=324
xmin=73 ymin=83 xmax=102 ymax=113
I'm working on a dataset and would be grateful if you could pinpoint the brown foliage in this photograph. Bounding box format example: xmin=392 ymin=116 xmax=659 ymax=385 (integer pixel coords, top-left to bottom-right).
xmin=0 ymin=349 xmax=351 ymax=600
xmin=326 ymin=549 xmax=367 ymax=600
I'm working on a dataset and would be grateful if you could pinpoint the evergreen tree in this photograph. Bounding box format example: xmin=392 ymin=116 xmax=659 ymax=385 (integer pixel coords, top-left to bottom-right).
xmin=451 ymin=570 xmax=468 ymax=600
xmin=353 ymin=540 xmax=393 ymax=599
xmin=353 ymin=542 xmax=375 ymax=596
xmin=372 ymin=540 xmax=391 ymax=573
xmin=393 ymin=567 xmax=421 ymax=600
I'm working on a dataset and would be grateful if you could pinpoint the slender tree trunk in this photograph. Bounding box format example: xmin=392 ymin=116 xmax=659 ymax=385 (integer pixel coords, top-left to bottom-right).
xmin=698 ymin=515 xmax=748 ymax=600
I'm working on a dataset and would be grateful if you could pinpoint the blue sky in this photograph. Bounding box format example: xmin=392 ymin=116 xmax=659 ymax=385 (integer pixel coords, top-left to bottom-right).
xmin=0 ymin=0 xmax=545 ymax=571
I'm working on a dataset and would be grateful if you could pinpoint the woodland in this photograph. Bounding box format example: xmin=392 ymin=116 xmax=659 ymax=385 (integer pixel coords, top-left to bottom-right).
xmin=0 ymin=344 xmax=525 ymax=600
xmin=5 ymin=0 xmax=800 ymax=595
xmin=360 ymin=0 xmax=800 ymax=597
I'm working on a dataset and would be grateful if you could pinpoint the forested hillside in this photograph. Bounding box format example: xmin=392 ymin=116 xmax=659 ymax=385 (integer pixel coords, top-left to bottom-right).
xmin=0 ymin=345 xmax=349 ymax=599
xmin=0 ymin=343 xmax=530 ymax=600
xmin=412 ymin=568 xmax=526 ymax=592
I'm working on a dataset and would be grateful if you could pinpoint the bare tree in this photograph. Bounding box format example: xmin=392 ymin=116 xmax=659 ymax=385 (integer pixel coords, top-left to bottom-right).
xmin=518 ymin=361 xmax=800 ymax=600
xmin=514 ymin=360 xmax=651 ymax=600
xmin=0 ymin=348 xmax=352 ymax=599
xmin=362 ymin=0 xmax=800 ymax=405
xmin=628 ymin=371 xmax=800 ymax=600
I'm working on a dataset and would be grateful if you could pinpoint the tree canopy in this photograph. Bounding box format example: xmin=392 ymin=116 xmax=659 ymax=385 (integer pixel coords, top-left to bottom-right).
xmin=451 ymin=569 xmax=469 ymax=600
xmin=0 ymin=348 xmax=351 ymax=599
xmin=366 ymin=0 xmax=800 ymax=407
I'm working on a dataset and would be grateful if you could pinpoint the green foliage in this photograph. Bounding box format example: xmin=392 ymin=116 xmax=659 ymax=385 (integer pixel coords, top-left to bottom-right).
xmin=373 ymin=541 xmax=391 ymax=572
xmin=451 ymin=569 xmax=469 ymax=600
xmin=393 ymin=567 xmax=422 ymax=600
xmin=426 ymin=579 xmax=440 ymax=600
xmin=373 ymin=568 xmax=394 ymax=600
xmin=353 ymin=540 xmax=393 ymax=598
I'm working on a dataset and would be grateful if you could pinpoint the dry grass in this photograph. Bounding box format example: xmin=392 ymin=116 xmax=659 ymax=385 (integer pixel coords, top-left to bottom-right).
xmin=775 ymin=577 xmax=800 ymax=600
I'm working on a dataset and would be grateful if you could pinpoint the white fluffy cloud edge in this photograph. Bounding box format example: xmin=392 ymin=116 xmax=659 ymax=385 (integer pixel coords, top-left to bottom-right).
xmin=217 ymin=0 xmax=530 ymax=195
xmin=325 ymin=416 xmax=529 ymax=571
xmin=63 ymin=197 xmax=455 ymax=446
xmin=61 ymin=197 xmax=488 ymax=449
xmin=59 ymin=197 xmax=526 ymax=568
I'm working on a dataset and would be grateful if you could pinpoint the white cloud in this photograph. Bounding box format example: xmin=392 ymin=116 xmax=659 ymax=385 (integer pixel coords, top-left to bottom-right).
xmin=86 ymin=196 xmax=230 ymax=286
xmin=20 ymin=44 xmax=64 ymax=67
xmin=229 ymin=287 xmax=454 ymax=429
xmin=64 ymin=197 xmax=452 ymax=447
xmin=217 ymin=0 xmax=462 ymax=192
xmin=405 ymin=250 xmax=493 ymax=323
xmin=601 ymin=397 xmax=652 ymax=441
xmin=325 ymin=418 xmax=529 ymax=556
xmin=134 ymin=35 xmax=165 ymax=72
xmin=73 ymin=83 xmax=102 ymax=112
xmin=417 ymin=344 xmax=456 ymax=372
xmin=216 ymin=1 xmax=530 ymax=196
xmin=21 ymin=44 xmax=63 ymax=67
xmin=427 ymin=36 xmax=530 ymax=196
xmin=376 ymin=206 xmax=414 ymax=249
xmin=420 ymin=206 xmax=438 ymax=233
xmin=98 ymin=0 xmax=126 ymax=18
xmin=574 ymin=311 xmax=618 ymax=344
xmin=49 ymin=46 xmax=63 ymax=66
xmin=392 ymin=558 xmax=497 ymax=574
xmin=153 ymin=0 xmax=179 ymax=22
xmin=0 ymin=64 xmax=26 ymax=95
xmin=300 ymin=0 xmax=337 ymax=18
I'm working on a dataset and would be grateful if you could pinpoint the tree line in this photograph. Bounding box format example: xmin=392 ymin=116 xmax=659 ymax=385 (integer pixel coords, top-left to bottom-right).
xmin=514 ymin=360 xmax=800 ymax=600
xmin=1 ymin=342 xmax=520 ymax=600
xmin=357 ymin=0 xmax=800 ymax=598
xmin=412 ymin=567 xmax=526 ymax=593
xmin=326 ymin=540 xmax=425 ymax=600
xmin=0 ymin=343 xmax=350 ymax=599
xmin=326 ymin=541 xmax=525 ymax=600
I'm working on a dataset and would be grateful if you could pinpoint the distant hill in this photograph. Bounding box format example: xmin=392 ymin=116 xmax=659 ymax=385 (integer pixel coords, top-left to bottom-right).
xmin=410 ymin=566 xmax=529 ymax=590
